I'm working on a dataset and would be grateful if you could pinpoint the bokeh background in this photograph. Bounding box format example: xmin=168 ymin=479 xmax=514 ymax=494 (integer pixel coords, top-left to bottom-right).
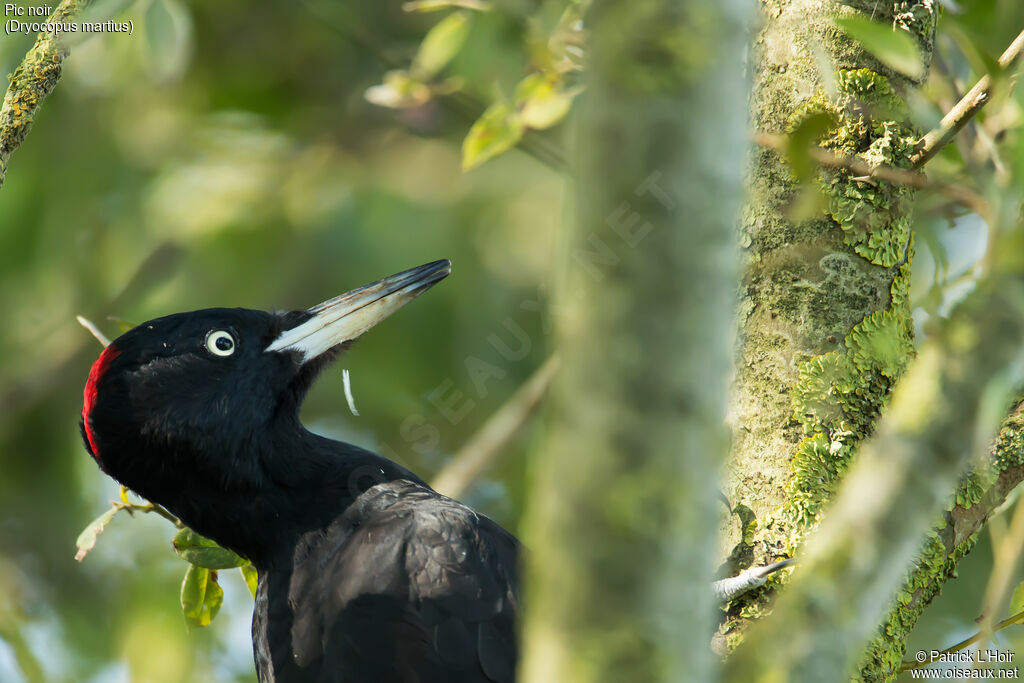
xmin=0 ymin=0 xmax=1022 ymax=681
xmin=0 ymin=1 xmax=559 ymax=680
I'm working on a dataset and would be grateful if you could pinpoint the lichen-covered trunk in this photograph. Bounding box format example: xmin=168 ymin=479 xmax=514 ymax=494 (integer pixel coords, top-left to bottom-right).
xmin=726 ymin=278 xmax=1024 ymax=681
xmin=721 ymin=0 xmax=938 ymax=675
xmin=518 ymin=0 xmax=750 ymax=681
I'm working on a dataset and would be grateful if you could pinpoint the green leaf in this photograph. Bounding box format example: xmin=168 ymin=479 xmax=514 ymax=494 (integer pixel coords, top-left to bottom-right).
xmin=240 ymin=563 xmax=259 ymax=599
xmin=403 ymin=0 xmax=491 ymax=11
xmin=365 ymin=70 xmax=433 ymax=109
xmin=144 ymin=0 xmax=193 ymax=82
xmin=411 ymin=11 xmax=471 ymax=80
xmin=785 ymin=110 xmax=838 ymax=182
xmin=172 ymin=527 xmax=247 ymax=569
xmin=834 ymin=15 xmax=923 ymax=80
xmin=74 ymin=506 xmax=121 ymax=562
xmin=921 ymin=283 xmax=943 ymax=315
xmin=180 ymin=565 xmax=223 ymax=628
xmin=515 ymin=74 xmax=575 ymax=130
xmin=462 ymin=102 xmax=524 ymax=170
xmin=205 ymin=572 xmax=224 ymax=620
xmin=109 ymin=318 xmax=137 ymax=333
xmin=945 ymin=21 xmax=1001 ymax=90
xmin=180 ymin=564 xmax=206 ymax=626
xmin=1011 ymin=581 xmax=1024 ymax=616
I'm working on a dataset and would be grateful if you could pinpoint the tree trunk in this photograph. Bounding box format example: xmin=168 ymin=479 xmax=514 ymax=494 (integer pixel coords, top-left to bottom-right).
xmin=721 ymin=0 xmax=939 ymax=675
xmin=519 ymin=0 xmax=751 ymax=681
xmin=726 ymin=275 xmax=1024 ymax=681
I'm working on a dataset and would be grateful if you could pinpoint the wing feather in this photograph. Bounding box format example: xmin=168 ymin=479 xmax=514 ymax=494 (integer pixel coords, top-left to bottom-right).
xmin=278 ymin=480 xmax=519 ymax=683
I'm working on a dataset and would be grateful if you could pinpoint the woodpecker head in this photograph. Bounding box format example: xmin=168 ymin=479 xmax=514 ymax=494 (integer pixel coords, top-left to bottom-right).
xmin=80 ymin=260 xmax=450 ymax=511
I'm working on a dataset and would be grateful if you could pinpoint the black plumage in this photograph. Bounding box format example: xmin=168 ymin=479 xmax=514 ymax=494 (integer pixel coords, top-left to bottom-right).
xmin=80 ymin=261 xmax=520 ymax=682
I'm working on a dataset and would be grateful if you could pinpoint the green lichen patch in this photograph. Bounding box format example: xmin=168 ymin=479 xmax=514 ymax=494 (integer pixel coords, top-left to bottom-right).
xmin=785 ymin=298 xmax=914 ymax=535
xmin=777 ymin=70 xmax=920 ymax=542
xmin=786 ymin=69 xmax=919 ymax=268
xmin=791 ymin=352 xmax=853 ymax=434
xmin=786 ymin=434 xmax=854 ymax=529
xmin=847 ymin=309 xmax=914 ymax=379
xmin=994 ymin=409 xmax=1024 ymax=471
xmin=953 ymin=466 xmax=994 ymax=510
xmin=889 ymin=239 xmax=914 ymax=314
xmin=791 ymin=309 xmax=913 ymax=433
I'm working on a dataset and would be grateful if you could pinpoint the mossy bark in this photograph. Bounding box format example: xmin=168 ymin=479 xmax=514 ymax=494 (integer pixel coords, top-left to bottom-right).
xmin=721 ymin=0 xmax=938 ymax=672
xmin=519 ymin=0 xmax=751 ymax=681
xmin=0 ymin=0 xmax=89 ymax=186
xmin=725 ymin=277 xmax=1024 ymax=681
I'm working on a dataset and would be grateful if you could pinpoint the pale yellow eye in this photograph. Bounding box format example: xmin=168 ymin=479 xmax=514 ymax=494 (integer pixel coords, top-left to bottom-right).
xmin=206 ymin=330 xmax=236 ymax=357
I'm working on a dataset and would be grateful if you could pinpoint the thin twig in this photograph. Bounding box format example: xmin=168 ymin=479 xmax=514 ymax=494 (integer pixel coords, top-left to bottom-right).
xmin=116 ymin=499 xmax=184 ymax=528
xmin=431 ymin=355 xmax=559 ymax=498
xmin=753 ymin=131 xmax=989 ymax=215
xmin=971 ymin=479 xmax=1024 ymax=660
xmin=75 ymin=491 xmax=184 ymax=561
xmin=900 ymin=609 xmax=1024 ymax=672
xmin=0 ymin=0 xmax=89 ymax=187
xmin=114 ymin=486 xmax=182 ymax=526
xmin=76 ymin=315 xmax=111 ymax=347
xmin=912 ymin=28 xmax=1024 ymax=169
xmin=113 ymin=486 xmax=183 ymax=527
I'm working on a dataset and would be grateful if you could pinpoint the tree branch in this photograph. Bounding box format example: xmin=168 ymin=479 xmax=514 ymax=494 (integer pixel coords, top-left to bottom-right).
xmin=866 ymin=402 xmax=1024 ymax=675
xmin=912 ymin=28 xmax=1024 ymax=170
xmin=753 ymin=131 xmax=989 ymax=215
xmin=902 ymin=608 xmax=1024 ymax=672
xmin=0 ymin=0 xmax=89 ymax=187
xmin=431 ymin=355 xmax=559 ymax=499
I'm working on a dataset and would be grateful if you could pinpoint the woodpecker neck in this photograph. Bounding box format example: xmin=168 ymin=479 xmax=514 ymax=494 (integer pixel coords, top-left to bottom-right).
xmin=158 ymin=422 xmax=421 ymax=567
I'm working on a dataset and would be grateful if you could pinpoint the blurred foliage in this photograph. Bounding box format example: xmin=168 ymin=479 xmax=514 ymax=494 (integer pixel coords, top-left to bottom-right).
xmin=0 ymin=0 xmax=560 ymax=679
xmin=835 ymin=14 xmax=925 ymax=80
xmin=362 ymin=0 xmax=583 ymax=168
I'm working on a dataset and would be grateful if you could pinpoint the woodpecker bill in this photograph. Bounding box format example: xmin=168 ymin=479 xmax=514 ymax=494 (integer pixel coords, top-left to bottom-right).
xmin=266 ymin=259 xmax=451 ymax=361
